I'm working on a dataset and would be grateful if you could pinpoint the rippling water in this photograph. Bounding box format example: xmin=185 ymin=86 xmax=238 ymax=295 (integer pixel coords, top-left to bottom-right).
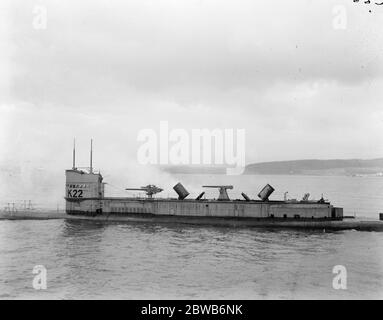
xmin=1 ymin=220 xmax=382 ymax=299
xmin=1 ymin=175 xmax=383 ymax=299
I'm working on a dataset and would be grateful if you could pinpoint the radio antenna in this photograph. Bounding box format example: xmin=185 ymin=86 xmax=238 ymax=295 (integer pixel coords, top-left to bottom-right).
xmin=72 ymin=138 xmax=76 ymax=169
xmin=90 ymin=139 xmax=93 ymax=173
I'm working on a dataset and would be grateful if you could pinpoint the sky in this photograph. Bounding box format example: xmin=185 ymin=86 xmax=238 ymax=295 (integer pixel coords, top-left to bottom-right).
xmin=1 ymin=0 xmax=383 ymax=204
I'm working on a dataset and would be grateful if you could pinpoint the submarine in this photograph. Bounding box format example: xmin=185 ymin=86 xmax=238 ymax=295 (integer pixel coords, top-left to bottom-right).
xmin=64 ymin=140 xmax=383 ymax=231
xmin=2 ymin=140 xmax=383 ymax=231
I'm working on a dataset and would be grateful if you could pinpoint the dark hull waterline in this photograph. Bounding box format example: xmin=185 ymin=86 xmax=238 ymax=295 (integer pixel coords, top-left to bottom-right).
xmin=2 ymin=211 xmax=383 ymax=232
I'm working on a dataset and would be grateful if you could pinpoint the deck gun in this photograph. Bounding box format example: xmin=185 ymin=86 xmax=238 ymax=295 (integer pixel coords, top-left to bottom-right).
xmin=125 ymin=185 xmax=163 ymax=198
xmin=202 ymin=185 xmax=233 ymax=201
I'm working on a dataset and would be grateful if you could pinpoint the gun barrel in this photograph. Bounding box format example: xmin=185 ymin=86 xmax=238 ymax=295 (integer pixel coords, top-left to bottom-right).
xmin=203 ymin=185 xmax=233 ymax=189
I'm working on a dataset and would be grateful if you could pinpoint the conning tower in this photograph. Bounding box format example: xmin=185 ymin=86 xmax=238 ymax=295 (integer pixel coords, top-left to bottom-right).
xmin=65 ymin=139 xmax=104 ymax=214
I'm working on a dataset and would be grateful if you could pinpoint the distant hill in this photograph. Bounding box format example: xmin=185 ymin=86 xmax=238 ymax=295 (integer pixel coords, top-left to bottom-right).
xmin=244 ymin=158 xmax=383 ymax=175
xmin=160 ymin=158 xmax=383 ymax=175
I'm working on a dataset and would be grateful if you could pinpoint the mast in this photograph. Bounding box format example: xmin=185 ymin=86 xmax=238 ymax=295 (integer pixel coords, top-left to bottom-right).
xmin=72 ymin=138 xmax=76 ymax=169
xmin=90 ymin=139 xmax=93 ymax=174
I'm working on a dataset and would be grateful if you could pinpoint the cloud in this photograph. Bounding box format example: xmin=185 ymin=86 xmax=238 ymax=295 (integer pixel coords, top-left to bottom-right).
xmin=1 ymin=0 xmax=383 ymax=205
xmin=6 ymin=0 xmax=383 ymax=107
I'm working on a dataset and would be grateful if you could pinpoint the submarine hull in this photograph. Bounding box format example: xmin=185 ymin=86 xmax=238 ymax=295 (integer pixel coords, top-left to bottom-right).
xmin=66 ymin=212 xmax=383 ymax=232
xmin=65 ymin=197 xmax=344 ymax=220
xmin=1 ymin=210 xmax=383 ymax=231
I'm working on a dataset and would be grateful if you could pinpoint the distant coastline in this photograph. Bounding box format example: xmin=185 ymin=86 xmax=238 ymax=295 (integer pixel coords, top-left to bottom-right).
xmin=161 ymin=158 xmax=383 ymax=176
xmin=244 ymin=158 xmax=383 ymax=176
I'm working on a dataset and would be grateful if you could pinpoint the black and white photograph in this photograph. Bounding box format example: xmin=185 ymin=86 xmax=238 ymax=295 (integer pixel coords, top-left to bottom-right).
xmin=1 ymin=0 xmax=383 ymax=304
